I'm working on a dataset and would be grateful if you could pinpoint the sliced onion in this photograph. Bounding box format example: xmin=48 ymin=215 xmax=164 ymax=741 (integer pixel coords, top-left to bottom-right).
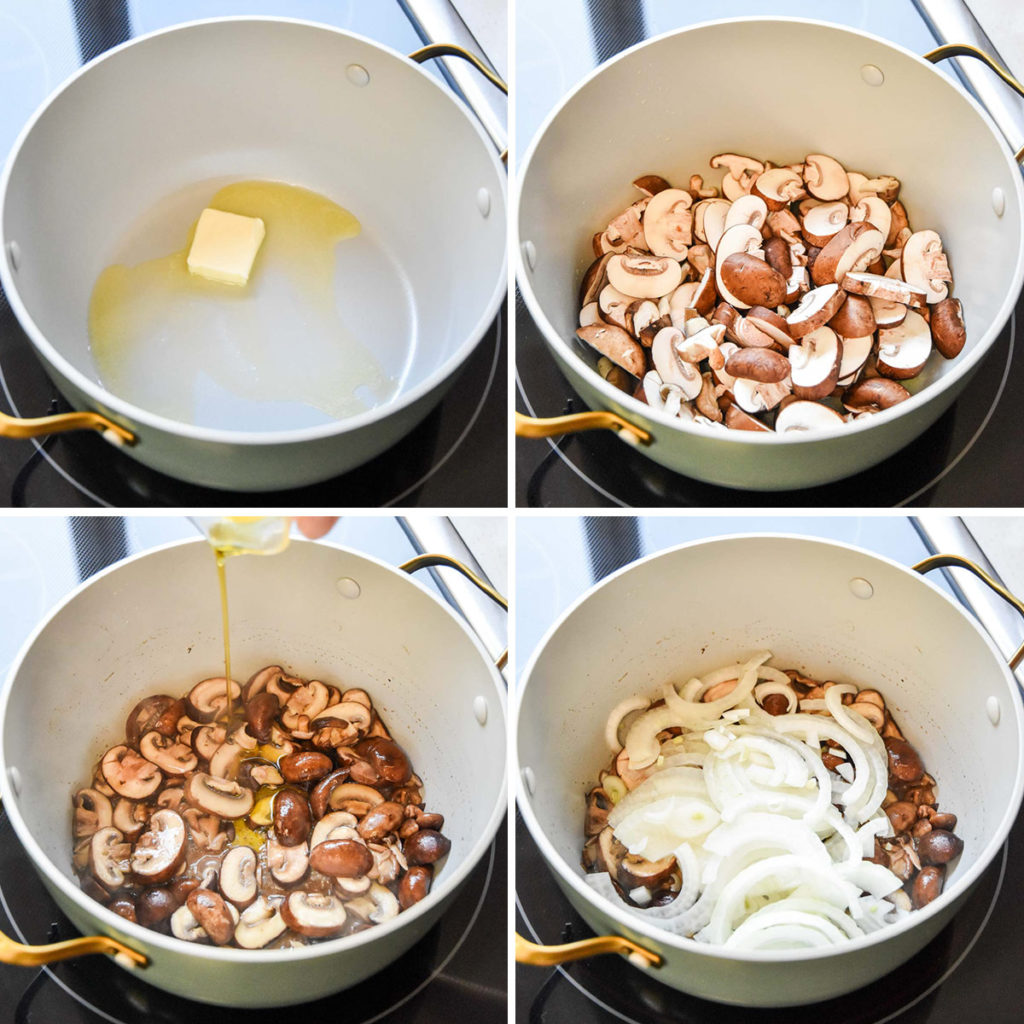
xmin=605 ymin=695 xmax=651 ymax=752
xmin=824 ymin=683 xmax=875 ymax=744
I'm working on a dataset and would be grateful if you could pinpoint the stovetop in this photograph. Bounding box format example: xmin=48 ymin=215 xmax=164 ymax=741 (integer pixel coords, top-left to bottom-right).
xmin=514 ymin=515 xmax=1024 ymax=1023
xmin=0 ymin=0 xmax=507 ymax=508
xmin=0 ymin=515 xmax=507 ymax=1022
xmin=514 ymin=0 xmax=1024 ymax=507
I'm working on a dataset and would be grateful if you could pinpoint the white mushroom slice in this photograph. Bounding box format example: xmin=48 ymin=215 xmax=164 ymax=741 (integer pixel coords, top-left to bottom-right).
xmin=642 ymin=373 xmax=685 ymax=417
xmin=170 ymin=904 xmax=208 ymax=943
xmin=576 ymin=323 xmax=645 ymax=378
xmin=843 ymin=272 xmax=926 ymax=307
xmin=789 ymin=325 xmax=842 ymax=400
xmin=652 ymin=328 xmax=702 ymax=399
xmin=723 ymin=193 xmax=768 ymax=232
xmin=746 ymin=306 xmax=793 ymax=348
xmin=812 ymin=224 xmax=884 ymax=287
xmin=699 ymin=199 xmax=732 ymax=250
xmin=280 ymin=892 xmax=347 ymax=938
xmin=709 ymin=341 xmax=740 ymax=389
xmin=675 ymin=324 xmax=723 ymax=364
xmin=131 ymin=808 xmax=187 ymax=884
xmin=89 ymin=826 xmax=130 ymax=892
xmin=310 ymin=810 xmax=360 ymax=850
xmin=869 ymin=294 xmax=908 ymax=328
xmin=837 ymin=334 xmax=875 ymax=380
xmin=185 ymin=773 xmax=255 ymax=819
xmin=801 ymin=201 xmax=848 ymax=247
xmin=234 ymin=896 xmax=288 ymax=949
xmin=366 ymin=882 xmax=401 ymax=924
xmin=579 ymin=301 xmax=603 ymax=327
xmin=598 ymin=284 xmax=632 ymax=328
xmin=714 ymin=224 xmax=764 ymax=309
xmin=752 ymin=167 xmax=806 ymax=210
xmin=642 ymin=188 xmax=694 ymax=258
xmin=626 ymin=298 xmax=661 ymax=337
xmin=267 ymin=837 xmax=310 ymax=885
xmin=733 ymin=377 xmax=792 ymax=414
xmin=876 ymin=310 xmax=932 ymax=379
xmin=786 ymin=284 xmax=844 ymax=339
xmin=775 ymin=400 xmax=846 ymax=432
xmin=606 ymin=253 xmax=683 ymax=300
xmin=710 ymin=153 xmax=764 ymax=200
xmin=850 ymin=196 xmax=892 ymax=241
xmin=220 ymin=845 xmax=259 ymax=907
xmin=901 ymin=230 xmax=951 ymax=303
xmin=803 ymin=154 xmax=849 ymax=200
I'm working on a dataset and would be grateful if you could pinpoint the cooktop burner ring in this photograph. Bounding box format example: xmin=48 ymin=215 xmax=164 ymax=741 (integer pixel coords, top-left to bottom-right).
xmin=516 ymin=308 xmax=1016 ymax=508
xmin=0 ymin=811 xmax=498 ymax=1023
xmin=515 ymin=840 xmax=1007 ymax=1024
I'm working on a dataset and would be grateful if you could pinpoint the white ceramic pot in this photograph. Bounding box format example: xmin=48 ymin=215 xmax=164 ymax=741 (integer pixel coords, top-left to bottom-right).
xmin=516 ymin=534 xmax=1024 ymax=1006
xmin=0 ymin=538 xmax=507 ymax=1007
xmin=516 ymin=18 xmax=1024 ymax=490
xmin=0 ymin=18 xmax=506 ymax=490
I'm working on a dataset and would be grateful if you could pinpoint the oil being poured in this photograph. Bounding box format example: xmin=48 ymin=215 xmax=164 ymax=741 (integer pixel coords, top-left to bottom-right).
xmin=89 ymin=181 xmax=403 ymax=430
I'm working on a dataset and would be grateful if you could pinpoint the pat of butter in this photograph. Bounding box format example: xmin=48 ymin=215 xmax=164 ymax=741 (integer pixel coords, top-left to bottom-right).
xmin=187 ymin=208 xmax=266 ymax=286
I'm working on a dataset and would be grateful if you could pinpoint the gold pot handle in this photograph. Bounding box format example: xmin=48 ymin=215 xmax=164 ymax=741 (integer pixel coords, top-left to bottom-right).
xmin=0 ymin=408 xmax=135 ymax=445
xmin=515 ymin=932 xmax=661 ymax=969
xmin=408 ymin=43 xmax=508 ymax=164
xmin=515 ymin=410 xmax=652 ymax=447
xmin=913 ymin=553 xmax=1024 ymax=669
xmin=923 ymin=44 xmax=1024 ymax=162
xmin=400 ymin=553 xmax=508 ymax=671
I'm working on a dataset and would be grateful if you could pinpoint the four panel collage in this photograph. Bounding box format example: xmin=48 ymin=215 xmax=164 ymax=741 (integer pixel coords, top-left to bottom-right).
xmin=0 ymin=1 xmax=1021 ymax=1022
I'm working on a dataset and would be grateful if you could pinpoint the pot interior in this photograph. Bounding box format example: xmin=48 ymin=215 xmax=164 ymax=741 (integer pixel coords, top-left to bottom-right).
xmin=517 ymin=535 xmax=1023 ymax=937
xmin=2 ymin=19 xmax=505 ymax=430
xmin=1 ymin=539 xmax=506 ymax=909
xmin=518 ymin=18 xmax=1023 ymax=411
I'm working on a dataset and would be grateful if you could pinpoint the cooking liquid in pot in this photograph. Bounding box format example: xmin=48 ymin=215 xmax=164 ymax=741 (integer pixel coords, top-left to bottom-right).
xmin=88 ymin=181 xmax=400 ymax=430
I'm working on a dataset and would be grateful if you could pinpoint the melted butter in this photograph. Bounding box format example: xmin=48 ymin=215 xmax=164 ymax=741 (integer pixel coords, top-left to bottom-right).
xmin=88 ymin=180 xmax=397 ymax=429
xmin=231 ymin=817 xmax=267 ymax=851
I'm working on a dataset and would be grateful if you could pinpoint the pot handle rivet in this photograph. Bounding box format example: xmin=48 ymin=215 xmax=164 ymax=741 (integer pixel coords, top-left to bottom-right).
xmin=992 ymin=188 xmax=1006 ymax=217
xmin=346 ymin=64 xmax=370 ymax=87
xmin=987 ymin=696 xmax=1001 ymax=725
xmin=476 ymin=188 xmax=492 ymax=218
xmin=849 ymin=577 xmax=874 ymax=600
xmin=860 ymin=64 xmax=885 ymax=86
xmin=522 ymin=240 xmax=537 ymax=271
xmin=473 ymin=695 xmax=488 ymax=725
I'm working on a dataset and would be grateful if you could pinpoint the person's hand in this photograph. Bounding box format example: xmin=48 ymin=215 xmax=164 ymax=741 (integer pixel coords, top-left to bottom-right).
xmin=295 ymin=517 xmax=338 ymax=539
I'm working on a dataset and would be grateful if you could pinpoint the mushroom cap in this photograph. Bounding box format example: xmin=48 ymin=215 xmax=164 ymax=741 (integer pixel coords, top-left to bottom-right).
xmin=811 ymin=223 xmax=884 ymax=287
xmin=280 ymin=892 xmax=347 ymax=938
xmin=877 ymin=309 xmax=933 ymax=379
xmin=829 ymin=293 xmax=876 ymax=338
xmin=725 ymin=347 xmax=790 ymax=384
xmin=746 ymin=306 xmax=793 ymax=348
xmin=842 ymin=377 xmax=911 ymax=413
xmin=101 ymin=745 xmax=162 ymax=800
xmin=234 ymin=896 xmax=288 ymax=949
xmin=930 ymin=297 xmax=966 ymax=359
xmin=187 ymin=889 xmax=237 ymax=946
xmin=788 ymin=326 xmax=841 ymax=400
xmin=718 ymin=253 xmax=787 ymax=309
xmin=774 ymin=400 xmax=846 ymax=432
xmin=576 ymin=323 xmax=645 ymax=379
xmin=73 ymin=788 xmax=113 ymax=840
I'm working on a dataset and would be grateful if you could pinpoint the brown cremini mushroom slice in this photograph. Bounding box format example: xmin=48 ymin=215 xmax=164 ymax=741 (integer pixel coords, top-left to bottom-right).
xmin=219 ymin=845 xmax=259 ymax=908
xmin=762 ymin=236 xmax=792 ymax=279
xmin=803 ymin=154 xmax=849 ymax=200
xmin=310 ymin=810 xmax=360 ymax=850
xmin=73 ymin=788 xmax=113 ymax=840
xmin=786 ymin=284 xmax=845 ymax=339
xmin=930 ymin=297 xmax=966 ymax=359
xmin=579 ymin=253 xmax=613 ymax=308
xmin=208 ymin=725 xmax=258 ymax=780
xmin=774 ymin=400 xmax=846 ymax=432
xmin=101 ymin=745 xmax=162 ymax=799
xmin=886 ymin=200 xmax=911 ymax=247
xmin=850 ymin=195 xmax=892 ymax=241
xmin=901 ymin=230 xmax=952 ymax=303
xmin=112 ymin=798 xmax=149 ymax=840
xmin=697 ymin=198 xmax=732 ymax=250
xmin=723 ymin=193 xmax=768 ymax=232
xmin=328 ymin=783 xmax=386 ymax=816
xmin=642 ymin=187 xmax=694 ymax=258
xmin=836 ymin=334 xmax=875 ymax=383
xmin=732 ymin=377 xmax=792 ymax=414
xmin=187 ymin=889 xmax=236 ymax=946
xmin=185 ymin=677 xmax=240 ymax=723
xmin=130 ymin=808 xmax=187 ymax=884
xmin=869 ymin=294 xmax=908 ymax=329
xmin=280 ymin=892 xmax=347 ymax=938
xmin=811 ymin=223 xmax=885 ymax=287
xmin=788 ymin=326 xmax=841 ymax=400
xmin=597 ymin=284 xmax=632 ymax=329
xmin=606 ymin=252 xmax=683 ymax=300
xmin=89 ymin=826 xmax=130 ymax=892
xmin=234 ymin=896 xmax=288 ymax=949
xmin=267 ymin=837 xmax=310 ymax=885
xmin=732 ymin=315 xmax=776 ymax=350
xmin=718 ymin=253 xmax=787 ymax=309
xmin=842 ymin=271 xmax=926 ymax=307
xmin=362 ymin=882 xmax=401 ymax=925
xmin=841 ymin=377 xmax=911 ymax=414
xmin=725 ymin=347 xmax=790 ymax=384
xmin=579 ymin=301 xmax=603 ymax=328
xmin=752 ymin=167 xmax=805 ymax=210
xmin=746 ymin=306 xmax=793 ymax=348
xmin=714 ymin=224 xmax=765 ymax=308
xmin=801 ymin=201 xmax=849 ymax=248
xmin=281 ymin=680 xmax=331 ymax=734
xmin=625 ymin=298 xmax=661 ymax=338
xmin=170 ymin=903 xmax=208 ymax=942
xmin=829 ymin=293 xmax=876 ymax=338
xmin=651 ymin=329 xmax=702 ymax=399
xmin=876 ymin=310 xmax=932 ymax=379
xmin=185 ymin=772 xmax=255 ymax=819
xmin=125 ymin=695 xmax=183 ymax=748
xmin=191 ymin=724 xmax=227 ymax=762
xmin=724 ymin=402 xmax=772 ymax=432
xmin=632 ymin=173 xmax=670 ymax=197
xmin=709 ymin=153 xmax=764 ymax=200
xmin=139 ymin=731 xmax=198 ymax=776
xmin=576 ymin=323 xmax=645 ymax=379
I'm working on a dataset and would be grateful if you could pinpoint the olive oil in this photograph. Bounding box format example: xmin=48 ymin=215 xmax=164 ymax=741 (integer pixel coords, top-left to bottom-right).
xmin=89 ymin=180 xmax=400 ymax=429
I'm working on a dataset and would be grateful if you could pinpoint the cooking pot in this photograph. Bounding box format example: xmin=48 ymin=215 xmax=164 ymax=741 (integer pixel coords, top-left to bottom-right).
xmin=0 ymin=17 xmax=507 ymax=491
xmin=0 ymin=538 xmax=507 ymax=1007
xmin=515 ymin=18 xmax=1024 ymax=490
xmin=515 ymin=535 xmax=1024 ymax=1006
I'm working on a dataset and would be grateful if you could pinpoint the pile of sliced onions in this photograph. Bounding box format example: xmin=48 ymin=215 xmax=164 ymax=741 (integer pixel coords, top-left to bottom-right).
xmin=586 ymin=652 xmax=908 ymax=949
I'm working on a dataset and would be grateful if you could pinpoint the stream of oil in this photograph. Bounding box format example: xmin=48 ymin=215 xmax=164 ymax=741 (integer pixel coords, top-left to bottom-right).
xmin=88 ymin=180 xmax=397 ymax=429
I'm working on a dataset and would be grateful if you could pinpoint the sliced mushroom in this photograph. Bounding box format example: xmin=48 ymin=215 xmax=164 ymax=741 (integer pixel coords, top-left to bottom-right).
xmin=220 ymin=845 xmax=258 ymax=908
xmin=310 ymin=810 xmax=360 ymax=850
xmin=112 ymin=798 xmax=149 ymax=840
xmin=774 ymin=400 xmax=846 ymax=432
xmin=786 ymin=284 xmax=845 ymax=339
xmin=633 ymin=173 xmax=670 ymax=197
xmin=606 ymin=252 xmax=683 ymax=300
xmin=829 ymin=293 xmax=876 ymax=338
xmin=725 ymin=403 xmax=772 ymax=431
xmin=709 ymin=153 xmax=764 ymax=200
xmin=723 ymin=193 xmax=768 ymax=232
xmin=930 ymin=297 xmax=966 ymax=359
xmin=803 ymin=153 xmax=849 ymax=200
xmin=364 ymin=881 xmax=400 ymax=924
xmin=139 ymin=731 xmax=198 ymax=776
xmin=869 ymin=294 xmax=908 ymax=328
xmin=811 ymin=223 xmax=884 ymax=287
xmin=842 ymin=271 xmax=926 ymax=307
xmin=126 ymin=695 xmax=182 ymax=748
xmin=718 ymin=253 xmax=787 ymax=309
xmin=579 ymin=301 xmax=603 ymax=328
xmin=267 ymin=837 xmax=310 ymax=885
xmin=281 ymin=680 xmax=331 ymax=736
xmin=89 ymin=826 xmax=130 ymax=892
xmin=187 ymin=889 xmax=237 ymax=946
xmin=185 ymin=772 xmax=255 ymax=819
xmin=746 ymin=306 xmax=793 ymax=348
xmin=697 ymin=198 xmax=731 ymax=250
xmin=185 ymin=677 xmax=240 ymax=723
xmin=901 ymin=230 xmax=951 ymax=303
xmin=576 ymin=323 xmax=645 ymax=379
xmin=725 ymin=347 xmax=790 ymax=384
xmin=130 ymin=808 xmax=187 ymax=884
xmin=625 ymin=298 xmax=661 ymax=338
xmin=170 ymin=903 xmax=208 ymax=943
xmin=733 ymin=377 xmax=792 ymax=414
xmin=886 ymin=200 xmax=911 ymax=247
xmin=850 ymin=195 xmax=892 ymax=241
xmin=273 ymin=788 xmax=312 ymax=847
xmin=280 ymin=892 xmax=347 ymax=938
xmin=579 ymin=253 xmax=613 ymax=308
xmin=788 ymin=326 xmax=841 ymax=400
xmin=642 ymin=188 xmax=694 ymax=258
xmin=714 ymin=224 xmax=764 ymax=308
xmin=73 ymin=788 xmax=113 ymax=840
xmin=651 ymin=328 xmax=702 ymax=399
xmin=877 ymin=310 xmax=932 ymax=379
xmin=191 ymin=724 xmax=228 ymax=762
xmin=234 ymin=896 xmax=288 ymax=949
xmin=336 ymin=873 xmax=373 ymax=897
xmin=752 ymin=166 xmax=805 ymax=210
xmin=801 ymin=201 xmax=848 ymax=248
xmin=836 ymin=334 xmax=875 ymax=382
xmin=101 ymin=745 xmax=162 ymax=800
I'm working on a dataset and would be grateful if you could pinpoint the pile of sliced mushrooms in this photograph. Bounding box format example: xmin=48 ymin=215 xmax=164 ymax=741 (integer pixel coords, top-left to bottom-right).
xmin=582 ymin=654 xmax=964 ymax=949
xmin=578 ymin=153 xmax=966 ymax=432
xmin=72 ymin=667 xmax=450 ymax=948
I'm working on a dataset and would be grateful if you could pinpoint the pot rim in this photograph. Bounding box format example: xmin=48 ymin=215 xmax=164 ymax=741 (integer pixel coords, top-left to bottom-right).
xmin=514 ymin=532 xmax=1024 ymax=963
xmin=0 ymin=15 xmax=508 ymax=447
xmin=514 ymin=15 xmax=1024 ymax=448
xmin=0 ymin=536 xmax=508 ymax=966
